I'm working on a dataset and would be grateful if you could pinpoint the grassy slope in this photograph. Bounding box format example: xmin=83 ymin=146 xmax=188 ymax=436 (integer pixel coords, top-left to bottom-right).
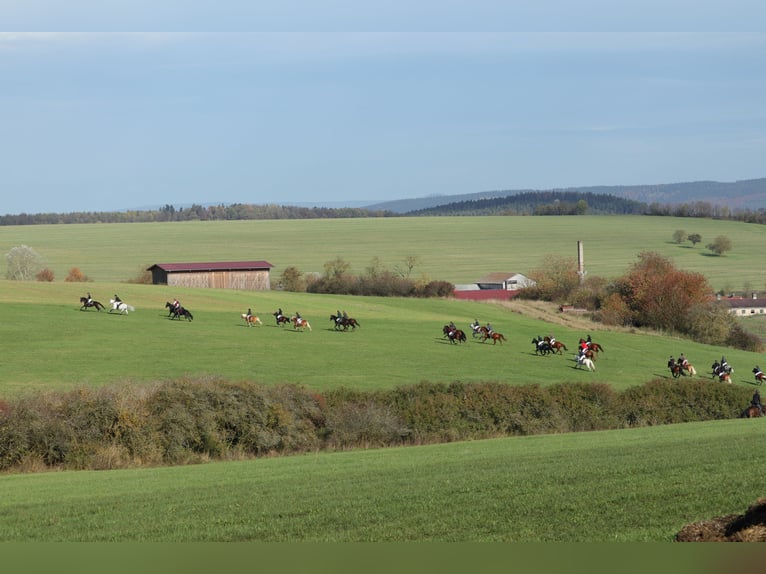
xmin=0 ymin=418 xmax=762 ymax=541
xmin=1 ymin=280 xmax=764 ymax=397
xmin=0 ymin=215 xmax=764 ymax=291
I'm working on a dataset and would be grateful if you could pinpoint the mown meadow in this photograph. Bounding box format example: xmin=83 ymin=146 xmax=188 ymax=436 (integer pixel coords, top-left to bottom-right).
xmin=0 ymin=214 xmax=765 ymax=544
xmin=1 ymin=214 xmax=765 ymax=291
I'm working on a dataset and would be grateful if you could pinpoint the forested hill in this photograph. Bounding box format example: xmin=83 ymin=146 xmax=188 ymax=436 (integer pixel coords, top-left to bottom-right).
xmin=366 ymin=178 xmax=766 ymax=213
xmin=405 ymin=191 xmax=647 ymax=216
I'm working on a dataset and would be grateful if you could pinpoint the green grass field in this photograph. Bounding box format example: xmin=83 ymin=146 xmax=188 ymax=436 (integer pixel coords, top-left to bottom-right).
xmin=0 ymin=418 xmax=761 ymax=541
xmin=1 ymin=279 xmax=764 ymax=398
xmin=1 ymin=215 xmax=765 ymax=543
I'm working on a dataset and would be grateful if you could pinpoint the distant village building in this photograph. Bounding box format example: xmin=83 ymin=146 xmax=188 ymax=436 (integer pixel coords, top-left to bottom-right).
xmin=453 ymin=272 xmax=534 ymax=301
xmin=721 ymin=292 xmax=766 ymax=316
xmin=475 ymin=272 xmax=535 ymax=291
xmin=147 ymin=261 xmax=274 ymax=290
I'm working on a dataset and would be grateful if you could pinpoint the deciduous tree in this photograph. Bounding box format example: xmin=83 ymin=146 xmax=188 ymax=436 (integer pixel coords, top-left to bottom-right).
xmin=5 ymin=245 xmax=43 ymax=280
xmin=687 ymin=233 xmax=702 ymax=247
xmin=672 ymin=229 xmax=687 ymax=244
xmin=706 ymin=235 xmax=732 ymax=256
xmin=611 ymin=251 xmax=712 ymax=333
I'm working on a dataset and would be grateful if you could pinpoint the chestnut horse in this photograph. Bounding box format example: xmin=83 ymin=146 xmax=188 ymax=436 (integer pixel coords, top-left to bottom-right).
xmin=483 ymin=332 xmax=506 ymax=345
xmin=579 ymin=339 xmax=604 ymax=353
xmin=742 ymin=405 xmax=764 ymax=418
xmin=292 ymin=316 xmax=312 ymax=331
xmin=241 ymin=313 xmax=262 ymax=326
xmin=549 ymin=341 xmax=568 ymax=354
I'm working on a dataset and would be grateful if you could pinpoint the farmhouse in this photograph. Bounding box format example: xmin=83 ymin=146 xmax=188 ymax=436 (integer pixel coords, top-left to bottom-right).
xmin=147 ymin=261 xmax=274 ymax=290
xmin=475 ymin=272 xmax=535 ymax=291
xmin=721 ymin=293 xmax=766 ymax=316
xmin=453 ymin=272 xmax=534 ymax=301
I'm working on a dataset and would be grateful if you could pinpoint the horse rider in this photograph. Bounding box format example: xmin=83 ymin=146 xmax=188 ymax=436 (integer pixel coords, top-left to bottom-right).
xmin=342 ymin=310 xmax=348 ymax=320
xmin=667 ymin=356 xmax=675 ymax=370
xmin=295 ymin=311 xmax=302 ymax=322
xmin=712 ymin=359 xmax=721 ymax=374
xmin=486 ymin=323 xmax=493 ymax=335
xmin=448 ymin=321 xmax=456 ymax=334
xmin=113 ymin=294 xmax=122 ymax=310
xmin=336 ymin=309 xmax=342 ymax=324
xmin=751 ymin=389 xmax=762 ymax=412
xmin=246 ymin=307 xmax=253 ymax=320
xmin=86 ymin=292 xmax=93 ymax=304
xmin=580 ymin=339 xmax=589 ymax=353
xmin=277 ymin=307 xmax=283 ymax=319
xmin=678 ymin=353 xmax=688 ymax=369
xmin=586 ymin=334 xmax=592 ymax=346
xmin=173 ymin=298 xmax=181 ymax=311
xmin=549 ymin=333 xmax=556 ymax=345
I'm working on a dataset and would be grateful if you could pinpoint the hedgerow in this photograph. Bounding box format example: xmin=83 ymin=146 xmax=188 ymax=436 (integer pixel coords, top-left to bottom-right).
xmin=0 ymin=377 xmax=756 ymax=473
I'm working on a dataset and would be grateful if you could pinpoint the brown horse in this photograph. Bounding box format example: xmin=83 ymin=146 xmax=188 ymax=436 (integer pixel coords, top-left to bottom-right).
xmin=273 ymin=311 xmax=291 ymax=326
xmin=241 ymin=313 xmax=262 ymax=326
xmin=550 ymin=341 xmax=568 ymax=354
xmin=484 ymin=332 xmax=506 ymax=345
xmin=448 ymin=329 xmax=467 ymax=344
xmin=331 ymin=314 xmax=360 ymax=331
xmin=742 ymin=405 xmax=764 ymax=418
xmin=579 ymin=339 xmax=604 ymax=353
xmin=753 ymin=368 xmax=765 ymax=385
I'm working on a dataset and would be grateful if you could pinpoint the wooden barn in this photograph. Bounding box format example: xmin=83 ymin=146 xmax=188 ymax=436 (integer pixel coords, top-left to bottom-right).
xmin=147 ymin=261 xmax=274 ymax=290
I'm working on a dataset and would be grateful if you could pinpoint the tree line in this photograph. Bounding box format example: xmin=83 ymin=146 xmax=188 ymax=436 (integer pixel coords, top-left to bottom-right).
xmin=519 ymin=251 xmax=761 ymax=352
xmin=0 ymin=203 xmax=395 ymax=225
xmin=5 ymin=194 xmax=766 ymax=225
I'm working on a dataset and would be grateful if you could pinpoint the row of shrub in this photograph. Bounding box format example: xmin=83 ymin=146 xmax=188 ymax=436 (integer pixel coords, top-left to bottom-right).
xmin=0 ymin=377 xmax=756 ymax=473
xmin=306 ymin=274 xmax=455 ymax=297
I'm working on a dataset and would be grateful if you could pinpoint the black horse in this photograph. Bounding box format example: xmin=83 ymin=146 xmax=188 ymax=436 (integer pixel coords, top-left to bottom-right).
xmin=165 ymin=301 xmax=193 ymax=321
xmin=331 ymin=314 xmax=360 ymax=331
xmin=531 ymin=337 xmax=552 ymax=355
xmin=79 ymin=297 xmax=105 ymax=311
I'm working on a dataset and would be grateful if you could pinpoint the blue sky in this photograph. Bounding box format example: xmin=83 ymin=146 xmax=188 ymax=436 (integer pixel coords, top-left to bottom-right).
xmin=1 ymin=2 xmax=765 ymax=215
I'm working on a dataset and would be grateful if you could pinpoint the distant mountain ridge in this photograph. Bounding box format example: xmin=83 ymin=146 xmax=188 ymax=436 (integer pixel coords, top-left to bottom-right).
xmin=363 ymin=178 xmax=766 ymax=214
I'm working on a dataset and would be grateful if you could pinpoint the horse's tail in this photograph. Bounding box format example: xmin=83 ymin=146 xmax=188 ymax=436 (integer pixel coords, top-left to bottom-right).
xmin=127 ymin=305 xmax=135 ymax=312
xmin=305 ymin=321 xmax=312 ymax=331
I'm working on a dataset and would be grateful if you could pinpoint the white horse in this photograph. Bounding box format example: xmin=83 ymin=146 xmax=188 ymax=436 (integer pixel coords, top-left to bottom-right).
xmin=575 ymin=354 xmax=595 ymax=371
xmin=109 ymin=299 xmax=135 ymax=314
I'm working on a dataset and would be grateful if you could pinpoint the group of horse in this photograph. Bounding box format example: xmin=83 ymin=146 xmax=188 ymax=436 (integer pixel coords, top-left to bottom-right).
xmin=79 ymin=297 xmax=135 ymax=315
xmin=443 ymin=324 xmax=506 ymax=345
xmin=668 ymin=358 xmax=698 ymax=379
xmin=270 ymin=311 xmax=312 ymax=331
xmin=330 ymin=314 xmax=360 ymax=331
